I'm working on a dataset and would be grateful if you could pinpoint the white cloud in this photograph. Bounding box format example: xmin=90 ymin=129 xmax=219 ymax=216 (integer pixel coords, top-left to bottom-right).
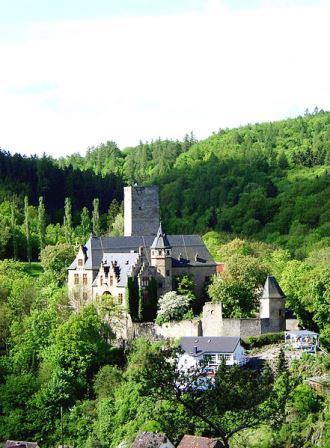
xmin=0 ymin=1 xmax=329 ymax=156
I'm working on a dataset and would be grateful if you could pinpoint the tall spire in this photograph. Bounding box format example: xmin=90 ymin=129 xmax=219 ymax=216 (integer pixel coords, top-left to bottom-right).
xmin=261 ymin=276 xmax=285 ymax=299
xmin=151 ymin=222 xmax=171 ymax=249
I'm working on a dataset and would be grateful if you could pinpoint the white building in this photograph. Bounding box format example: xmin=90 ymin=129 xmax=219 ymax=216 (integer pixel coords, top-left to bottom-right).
xmin=178 ymin=336 xmax=248 ymax=373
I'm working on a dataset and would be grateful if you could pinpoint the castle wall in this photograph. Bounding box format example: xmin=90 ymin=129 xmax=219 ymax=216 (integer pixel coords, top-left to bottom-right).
xmin=124 ymin=186 xmax=160 ymax=236
xmin=202 ymin=302 xmax=223 ymax=336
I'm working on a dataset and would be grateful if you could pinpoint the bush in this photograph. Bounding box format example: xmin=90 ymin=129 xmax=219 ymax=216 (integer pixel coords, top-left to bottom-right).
xmin=155 ymin=291 xmax=192 ymax=325
xmin=242 ymin=332 xmax=284 ymax=349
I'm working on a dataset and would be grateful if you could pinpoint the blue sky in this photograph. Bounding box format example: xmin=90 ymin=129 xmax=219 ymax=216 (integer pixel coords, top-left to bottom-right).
xmin=0 ymin=0 xmax=329 ymax=155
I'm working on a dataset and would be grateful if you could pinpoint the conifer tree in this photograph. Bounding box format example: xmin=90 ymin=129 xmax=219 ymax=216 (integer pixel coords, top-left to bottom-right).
xmin=64 ymin=197 xmax=73 ymax=244
xmin=10 ymin=200 xmax=18 ymax=259
xmin=92 ymin=198 xmax=101 ymax=236
xmin=107 ymin=199 xmax=120 ymax=234
xmin=24 ymin=196 xmax=31 ymax=262
xmin=38 ymin=196 xmax=46 ymax=252
xmin=80 ymin=207 xmax=91 ymax=241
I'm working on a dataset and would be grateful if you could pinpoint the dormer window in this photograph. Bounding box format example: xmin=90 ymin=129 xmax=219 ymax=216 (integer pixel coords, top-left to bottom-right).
xmin=110 ymin=276 xmax=113 ymax=286
xmin=78 ymin=259 xmax=83 ymax=267
xmin=100 ymin=275 xmax=104 ymax=286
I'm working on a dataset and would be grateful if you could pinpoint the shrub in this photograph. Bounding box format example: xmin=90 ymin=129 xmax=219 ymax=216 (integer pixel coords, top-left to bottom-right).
xmin=155 ymin=291 xmax=192 ymax=325
xmin=242 ymin=332 xmax=284 ymax=349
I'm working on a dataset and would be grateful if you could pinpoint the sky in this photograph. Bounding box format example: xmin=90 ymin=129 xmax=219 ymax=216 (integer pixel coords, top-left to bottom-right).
xmin=0 ymin=0 xmax=329 ymax=156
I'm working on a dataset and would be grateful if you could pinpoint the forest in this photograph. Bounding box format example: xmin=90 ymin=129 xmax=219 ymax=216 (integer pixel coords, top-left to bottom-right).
xmin=0 ymin=110 xmax=329 ymax=447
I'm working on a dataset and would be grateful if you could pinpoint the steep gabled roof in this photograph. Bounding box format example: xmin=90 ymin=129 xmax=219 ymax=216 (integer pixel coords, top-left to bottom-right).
xmin=177 ymin=435 xmax=222 ymax=448
xmin=261 ymin=276 xmax=285 ymax=299
xmin=151 ymin=223 xmax=171 ymax=249
xmin=132 ymin=431 xmax=173 ymax=448
xmin=179 ymin=337 xmax=240 ymax=357
xmin=68 ymin=234 xmax=215 ymax=270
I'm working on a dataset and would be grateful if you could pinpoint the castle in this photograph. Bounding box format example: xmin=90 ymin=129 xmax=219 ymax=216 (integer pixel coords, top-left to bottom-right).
xmin=68 ymin=185 xmax=289 ymax=339
xmin=68 ymin=185 xmax=217 ymax=310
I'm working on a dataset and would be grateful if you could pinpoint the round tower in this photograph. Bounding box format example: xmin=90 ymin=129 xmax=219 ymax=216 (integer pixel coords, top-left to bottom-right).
xmin=260 ymin=275 xmax=286 ymax=332
xmin=150 ymin=223 xmax=172 ymax=293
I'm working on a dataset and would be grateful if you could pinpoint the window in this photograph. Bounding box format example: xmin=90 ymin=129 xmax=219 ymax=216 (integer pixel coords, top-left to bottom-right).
xmin=83 ymin=274 xmax=87 ymax=285
xmin=279 ymin=309 xmax=282 ymax=316
xmin=158 ymin=250 xmax=162 ymax=256
xmin=74 ymin=292 xmax=79 ymax=301
xmin=166 ymin=250 xmax=170 ymax=255
xmin=74 ymin=274 xmax=79 ymax=285
xmin=207 ymin=354 xmax=217 ymax=365
xmin=83 ymin=292 xmax=88 ymax=301
xmin=118 ymin=293 xmax=123 ymax=304
xmin=142 ymin=277 xmax=149 ymax=287
xmin=78 ymin=259 xmax=83 ymax=267
xmin=100 ymin=275 xmax=104 ymax=286
xmin=110 ymin=276 xmax=113 ymax=286
xmin=166 ymin=270 xmax=170 ymax=277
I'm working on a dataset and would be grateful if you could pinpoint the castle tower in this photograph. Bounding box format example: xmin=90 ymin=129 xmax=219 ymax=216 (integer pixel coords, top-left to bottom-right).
xmin=260 ymin=276 xmax=286 ymax=332
xmin=150 ymin=223 xmax=172 ymax=293
xmin=124 ymin=185 xmax=160 ymax=236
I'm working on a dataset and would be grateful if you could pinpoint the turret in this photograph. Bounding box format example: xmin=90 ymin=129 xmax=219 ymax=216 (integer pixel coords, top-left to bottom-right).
xmin=260 ymin=276 xmax=286 ymax=332
xmin=150 ymin=223 xmax=172 ymax=292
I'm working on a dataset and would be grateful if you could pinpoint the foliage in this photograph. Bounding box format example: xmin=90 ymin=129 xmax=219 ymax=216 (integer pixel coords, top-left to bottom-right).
xmin=40 ymin=243 xmax=76 ymax=285
xmin=156 ymin=291 xmax=192 ymax=324
xmin=208 ymin=254 xmax=267 ymax=318
xmin=126 ymin=276 xmax=139 ymax=322
xmin=242 ymin=333 xmax=284 ymax=349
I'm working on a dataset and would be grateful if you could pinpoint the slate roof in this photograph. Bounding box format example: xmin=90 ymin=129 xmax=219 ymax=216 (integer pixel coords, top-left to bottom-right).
xmin=132 ymin=431 xmax=172 ymax=448
xmin=151 ymin=223 xmax=171 ymax=249
xmin=261 ymin=276 xmax=285 ymax=299
xmin=5 ymin=442 xmax=40 ymax=448
xmin=177 ymin=435 xmax=222 ymax=448
xmin=68 ymin=234 xmax=215 ymax=271
xmin=179 ymin=337 xmax=240 ymax=357
xmin=95 ymin=252 xmax=140 ymax=287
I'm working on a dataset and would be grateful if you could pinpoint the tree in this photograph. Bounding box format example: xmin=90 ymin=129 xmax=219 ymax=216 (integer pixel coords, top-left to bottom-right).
xmin=80 ymin=206 xmax=91 ymax=243
xmin=10 ymin=199 xmax=18 ymax=259
xmin=38 ymin=196 xmax=46 ymax=252
xmin=109 ymin=212 xmax=124 ymax=236
xmin=156 ymin=291 xmax=192 ymax=324
xmin=24 ymin=196 xmax=31 ymax=262
xmin=139 ymin=345 xmax=275 ymax=448
xmin=63 ymin=197 xmax=73 ymax=244
xmin=92 ymin=198 xmax=101 ymax=237
xmin=208 ymin=255 xmax=267 ymax=318
xmin=40 ymin=243 xmax=76 ymax=285
xmin=126 ymin=276 xmax=139 ymax=321
xmin=107 ymin=199 xmax=121 ymax=234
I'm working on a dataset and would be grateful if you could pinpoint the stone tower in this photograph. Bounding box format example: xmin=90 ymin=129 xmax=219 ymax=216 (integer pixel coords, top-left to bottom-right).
xmin=124 ymin=185 xmax=160 ymax=236
xmin=260 ymin=276 xmax=286 ymax=332
xmin=150 ymin=223 xmax=172 ymax=293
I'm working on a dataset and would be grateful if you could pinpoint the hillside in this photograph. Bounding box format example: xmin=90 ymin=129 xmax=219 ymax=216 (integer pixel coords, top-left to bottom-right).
xmin=0 ymin=110 xmax=329 ymax=260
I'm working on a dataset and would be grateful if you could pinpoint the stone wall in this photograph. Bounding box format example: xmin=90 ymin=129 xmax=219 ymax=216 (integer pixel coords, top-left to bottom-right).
xmin=124 ymin=185 xmax=160 ymax=236
xmin=155 ymin=319 xmax=202 ymax=339
xmin=202 ymin=302 xmax=223 ymax=336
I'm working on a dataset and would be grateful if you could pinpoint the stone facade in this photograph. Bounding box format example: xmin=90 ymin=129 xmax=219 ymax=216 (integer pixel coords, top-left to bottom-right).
xmin=124 ymin=185 xmax=160 ymax=236
xmin=68 ymin=185 xmax=217 ymax=310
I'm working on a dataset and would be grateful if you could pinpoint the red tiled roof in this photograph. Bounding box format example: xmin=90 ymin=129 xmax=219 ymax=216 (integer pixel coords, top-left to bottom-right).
xmin=177 ymin=435 xmax=222 ymax=448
